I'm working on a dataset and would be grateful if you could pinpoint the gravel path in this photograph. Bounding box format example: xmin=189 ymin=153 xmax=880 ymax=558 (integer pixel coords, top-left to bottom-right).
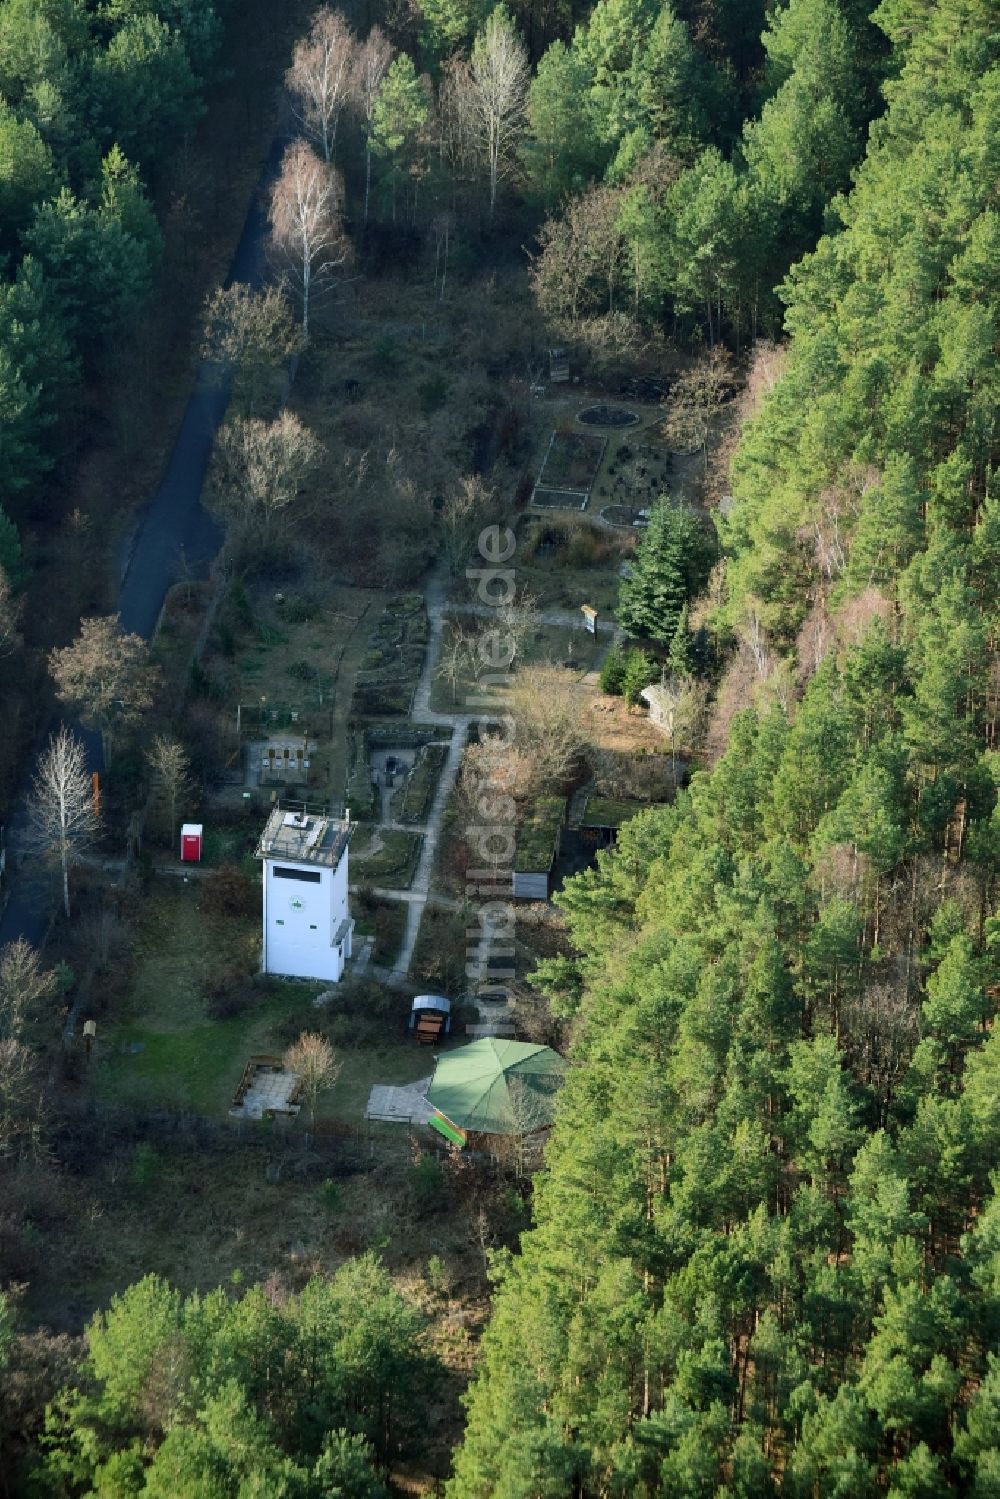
xmin=365 ymin=569 xmax=476 ymax=979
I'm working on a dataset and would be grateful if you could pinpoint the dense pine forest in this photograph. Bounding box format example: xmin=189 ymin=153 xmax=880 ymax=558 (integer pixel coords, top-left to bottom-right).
xmin=0 ymin=0 xmax=997 ymax=1494
xmin=452 ymin=2 xmax=1000 ymax=1493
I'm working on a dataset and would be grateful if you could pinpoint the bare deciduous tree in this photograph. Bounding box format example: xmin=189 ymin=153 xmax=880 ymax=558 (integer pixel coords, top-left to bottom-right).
xmin=0 ymin=1037 xmax=39 ymax=1159
xmin=80 ymin=904 xmax=129 ymax=975
xmin=467 ymin=7 xmax=529 ymax=215
xmin=430 ymin=210 xmax=455 ymax=302
xmin=351 ymin=26 xmax=393 ymax=226
xmin=269 ymin=140 xmax=350 ymax=340
xmin=661 ymin=347 xmax=733 ymax=468
xmin=0 ymin=567 xmax=21 ymax=657
xmin=436 ymin=621 xmax=478 ymax=704
xmin=27 ymin=727 xmax=99 ymax=919
xmin=640 ymin=676 xmax=709 ymax=772
xmin=440 ymin=474 xmax=498 ymax=576
xmin=284 ymin=1031 xmax=341 ymax=1128
xmin=212 ymin=411 xmax=323 ymax=544
xmin=0 ymin=940 xmax=57 ymax=1045
xmin=460 ymin=730 xmax=537 ymax=812
xmin=438 ymin=58 xmax=478 ymax=189
xmin=492 ymin=586 xmax=539 ymax=669
xmin=530 ymin=184 xmax=630 ymax=324
xmin=286 ymin=7 xmax=357 ymax=162
xmin=509 ymin=665 xmax=586 ymax=791
xmin=842 ymin=980 xmax=919 ymax=1122
xmin=200 ymin=283 xmax=301 ymax=417
xmin=49 ymin=617 xmax=159 ymax=767
xmin=147 ymin=736 xmax=191 ymax=846
xmin=495 ymin=1074 xmax=557 ymax=1178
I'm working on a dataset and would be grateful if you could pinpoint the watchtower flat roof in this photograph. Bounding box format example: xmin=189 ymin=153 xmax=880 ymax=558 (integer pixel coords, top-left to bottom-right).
xmin=256 ymin=806 xmax=353 ymax=868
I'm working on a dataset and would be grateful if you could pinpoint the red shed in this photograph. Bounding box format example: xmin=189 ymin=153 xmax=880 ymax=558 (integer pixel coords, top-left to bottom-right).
xmin=180 ymin=823 xmax=203 ymax=862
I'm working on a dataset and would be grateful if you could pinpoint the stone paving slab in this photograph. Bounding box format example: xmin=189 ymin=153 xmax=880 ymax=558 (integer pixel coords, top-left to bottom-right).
xmin=365 ymin=1077 xmax=433 ymax=1125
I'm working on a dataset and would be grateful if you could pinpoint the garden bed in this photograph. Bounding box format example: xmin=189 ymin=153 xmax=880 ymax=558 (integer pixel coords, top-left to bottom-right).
xmin=350 ymin=593 xmax=429 ymax=718
xmin=537 ymin=429 xmax=606 ymax=493
xmin=393 ymin=742 xmax=449 ymax=824
xmin=354 ymin=896 xmax=407 ymax=969
xmin=577 ymin=404 xmax=639 ymax=428
xmin=601 ymin=504 xmax=651 ymax=528
xmin=531 ymin=488 xmax=589 ymax=511
xmin=345 ymin=728 xmax=377 ymax=820
xmin=350 ymin=828 xmax=423 ymax=889
xmin=411 ymin=905 xmax=470 ymax=994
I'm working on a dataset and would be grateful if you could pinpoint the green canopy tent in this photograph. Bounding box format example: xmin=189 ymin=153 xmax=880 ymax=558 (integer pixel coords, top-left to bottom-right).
xmin=426 ymin=1039 xmax=566 ymax=1145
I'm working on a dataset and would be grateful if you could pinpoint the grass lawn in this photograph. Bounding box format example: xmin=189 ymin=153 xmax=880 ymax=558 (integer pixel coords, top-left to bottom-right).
xmin=90 ymin=882 xmax=311 ymax=1117
xmin=332 ymin=1037 xmax=439 ymax=1124
xmin=354 ymin=897 xmax=407 ymax=967
xmin=200 ymin=822 xmax=259 ymax=867
xmin=412 ymin=905 xmax=471 ymax=994
xmin=90 ymin=883 xmax=441 ymax=1123
xmin=519 ymin=623 xmax=604 ymax=673
xmin=538 ymin=430 xmax=606 ymax=491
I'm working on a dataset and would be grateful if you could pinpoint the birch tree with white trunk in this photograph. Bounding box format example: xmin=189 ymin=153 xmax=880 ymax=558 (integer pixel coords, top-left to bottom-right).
xmin=351 ymin=26 xmax=393 ymax=227
xmin=468 ymin=6 xmax=529 ymax=216
xmin=286 ymin=7 xmax=357 ymax=163
xmin=269 ymin=140 xmax=350 ymax=340
xmin=27 ymin=726 xmax=98 ymax=920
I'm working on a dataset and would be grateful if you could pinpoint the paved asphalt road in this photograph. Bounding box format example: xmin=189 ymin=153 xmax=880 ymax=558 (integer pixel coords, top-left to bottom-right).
xmin=0 ymin=140 xmax=280 ymax=947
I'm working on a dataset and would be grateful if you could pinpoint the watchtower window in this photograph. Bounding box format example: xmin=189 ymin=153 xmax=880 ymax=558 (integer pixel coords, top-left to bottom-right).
xmin=273 ymin=866 xmax=321 ymax=883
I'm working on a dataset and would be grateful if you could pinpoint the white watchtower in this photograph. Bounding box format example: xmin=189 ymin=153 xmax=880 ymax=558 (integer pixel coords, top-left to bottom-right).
xmin=256 ymin=803 xmax=354 ymax=982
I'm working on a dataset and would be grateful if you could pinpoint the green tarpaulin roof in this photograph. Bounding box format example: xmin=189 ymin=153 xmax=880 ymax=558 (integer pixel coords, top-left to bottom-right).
xmin=426 ymin=1039 xmax=567 ymax=1136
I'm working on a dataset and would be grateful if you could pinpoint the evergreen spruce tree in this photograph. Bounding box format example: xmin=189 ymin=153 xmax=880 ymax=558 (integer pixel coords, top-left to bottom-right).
xmin=616 ymin=501 xmax=716 ymax=644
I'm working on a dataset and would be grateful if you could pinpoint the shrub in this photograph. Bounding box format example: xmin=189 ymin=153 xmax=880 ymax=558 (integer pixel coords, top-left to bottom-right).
xmin=622 ymin=649 xmax=659 ymax=706
xmin=130 ymin=1143 xmax=163 ymax=1196
xmin=319 ymin=1178 xmax=340 ymax=1213
xmin=201 ymin=865 xmax=259 ymax=919
xmin=284 ymin=593 xmax=319 ymax=623
xmin=426 ymin=1254 xmax=449 ymax=1296
xmin=372 ymin=334 xmax=400 ymax=371
xmin=564 ymin=524 xmax=607 ymax=569
xmin=599 ymin=645 xmax=627 ymax=696
xmin=418 ymin=374 xmax=448 ymax=413
xmin=273 ymin=1001 xmax=324 ymax=1049
xmin=203 ymin=974 xmax=256 ymax=1021
xmin=409 ymin=1155 xmax=446 ymax=1215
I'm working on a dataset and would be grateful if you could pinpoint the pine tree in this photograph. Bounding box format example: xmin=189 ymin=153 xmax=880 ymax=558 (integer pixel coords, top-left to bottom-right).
xmin=617 ymin=501 xmax=716 ymax=644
